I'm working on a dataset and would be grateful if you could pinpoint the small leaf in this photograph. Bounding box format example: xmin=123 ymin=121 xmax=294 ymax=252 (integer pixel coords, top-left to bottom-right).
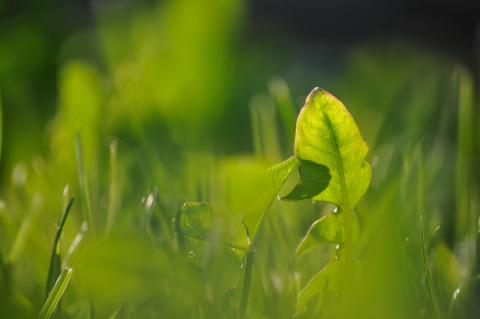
xmin=180 ymin=202 xmax=248 ymax=250
xmin=296 ymin=260 xmax=341 ymax=316
xmin=180 ymin=202 xmax=217 ymax=240
xmin=296 ymin=213 xmax=344 ymax=257
xmin=294 ymin=87 xmax=371 ymax=208
xmin=282 ymin=160 xmax=330 ymax=200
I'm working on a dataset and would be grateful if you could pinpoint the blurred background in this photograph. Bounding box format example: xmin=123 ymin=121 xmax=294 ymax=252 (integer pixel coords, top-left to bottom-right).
xmin=1 ymin=0 xmax=480 ymax=318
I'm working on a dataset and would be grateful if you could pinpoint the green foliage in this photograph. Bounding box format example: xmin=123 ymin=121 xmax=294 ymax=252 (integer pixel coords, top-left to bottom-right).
xmin=0 ymin=4 xmax=478 ymax=317
xmin=38 ymin=268 xmax=73 ymax=319
xmin=293 ymin=87 xmax=371 ymax=208
xmin=45 ymin=197 xmax=74 ymax=297
xmin=285 ymin=88 xmax=370 ymax=316
xmin=282 ymin=161 xmax=330 ymax=200
xmin=296 ymin=212 xmax=344 ymax=257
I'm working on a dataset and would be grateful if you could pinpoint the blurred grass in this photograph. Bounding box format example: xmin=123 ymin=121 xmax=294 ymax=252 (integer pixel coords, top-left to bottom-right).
xmin=0 ymin=1 xmax=479 ymax=319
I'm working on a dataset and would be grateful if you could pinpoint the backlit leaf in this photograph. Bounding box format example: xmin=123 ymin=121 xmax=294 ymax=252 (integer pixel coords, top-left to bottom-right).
xmin=294 ymin=87 xmax=371 ymax=208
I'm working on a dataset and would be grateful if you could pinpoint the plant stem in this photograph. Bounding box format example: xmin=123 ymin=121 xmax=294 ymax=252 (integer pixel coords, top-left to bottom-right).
xmin=106 ymin=139 xmax=118 ymax=235
xmin=238 ymin=247 xmax=254 ymax=319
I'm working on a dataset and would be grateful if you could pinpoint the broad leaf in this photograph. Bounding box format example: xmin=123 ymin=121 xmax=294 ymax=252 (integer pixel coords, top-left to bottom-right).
xmin=282 ymin=160 xmax=330 ymax=200
xmin=243 ymin=156 xmax=298 ymax=238
xmin=296 ymin=210 xmax=361 ymax=257
xmin=294 ymin=87 xmax=371 ymax=208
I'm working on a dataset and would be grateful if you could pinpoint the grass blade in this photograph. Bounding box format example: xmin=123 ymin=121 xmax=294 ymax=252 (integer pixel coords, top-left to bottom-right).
xmin=106 ymin=139 xmax=118 ymax=235
xmin=38 ymin=268 xmax=73 ymax=319
xmin=453 ymin=68 xmax=477 ymax=271
xmin=0 ymin=90 xmax=3 ymax=162
xmin=268 ymin=78 xmax=296 ymax=144
xmin=76 ymin=132 xmax=94 ymax=232
xmin=45 ymin=197 xmax=74 ymax=297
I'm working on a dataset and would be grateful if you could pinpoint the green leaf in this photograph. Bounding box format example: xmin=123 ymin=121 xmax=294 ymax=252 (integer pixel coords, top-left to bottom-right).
xmin=37 ymin=268 xmax=73 ymax=319
xmin=180 ymin=202 xmax=248 ymax=250
xmin=296 ymin=212 xmax=344 ymax=257
xmin=294 ymin=87 xmax=371 ymax=208
xmin=282 ymin=160 xmax=330 ymax=200
xmin=180 ymin=157 xmax=298 ymax=250
xmin=243 ymin=156 xmax=298 ymax=238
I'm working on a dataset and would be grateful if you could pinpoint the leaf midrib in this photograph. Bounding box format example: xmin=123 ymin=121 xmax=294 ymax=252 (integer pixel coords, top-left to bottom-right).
xmin=322 ymin=110 xmax=351 ymax=211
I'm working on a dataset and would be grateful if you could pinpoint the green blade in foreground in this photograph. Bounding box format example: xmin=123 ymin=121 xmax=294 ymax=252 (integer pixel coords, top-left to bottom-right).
xmin=294 ymin=87 xmax=371 ymax=208
xmin=45 ymin=197 xmax=74 ymax=296
xmin=38 ymin=268 xmax=73 ymax=319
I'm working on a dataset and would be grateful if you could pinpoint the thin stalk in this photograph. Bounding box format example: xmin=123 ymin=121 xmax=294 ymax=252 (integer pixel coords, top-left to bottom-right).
xmin=238 ymin=248 xmax=254 ymax=319
xmin=420 ymin=215 xmax=442 ymax=319
xmin=75 ymin=132 xmax=94 ymax=232
xmin=106 ymin=139 xmax=118 ymax=235
xmin=0 ymin=90 xmax=3 ymax=162
xmin=46 ymin=197 xmax=74 ymax=297
xmin=454 ymin=68 xmax=476 ymax=271
xmin=447 ymin=275 xmax=480 ymax=319
xmin=38 ymin=268 xmax=73 ymax=319
xmin=268 ymin=78 xmax=296 ymax=144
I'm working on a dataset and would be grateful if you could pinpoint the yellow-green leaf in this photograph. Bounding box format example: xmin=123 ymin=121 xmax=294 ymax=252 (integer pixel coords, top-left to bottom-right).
xmin=294 ymin=87 xmax=371 ymax=208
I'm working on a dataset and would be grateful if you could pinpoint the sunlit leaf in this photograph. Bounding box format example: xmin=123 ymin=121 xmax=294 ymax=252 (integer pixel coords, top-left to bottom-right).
xmin=37 ymin=268 xmax=72 ymax=319
xmin=294 ymin=87 xmax=371 ymax=208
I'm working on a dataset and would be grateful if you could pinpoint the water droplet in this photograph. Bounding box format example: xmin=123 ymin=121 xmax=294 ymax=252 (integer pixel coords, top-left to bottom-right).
xmin=145 ymin=193 xmax=155 ymax=210
xmin=63 ymin=185 xmax=70 ymax=198
xmin=187 ymin=251 xmax=196 ymax=258
xmin=333 ymin=206 xmax=338 ymax=214
xmin=335 ymin=244 xmax=343 ymax=260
